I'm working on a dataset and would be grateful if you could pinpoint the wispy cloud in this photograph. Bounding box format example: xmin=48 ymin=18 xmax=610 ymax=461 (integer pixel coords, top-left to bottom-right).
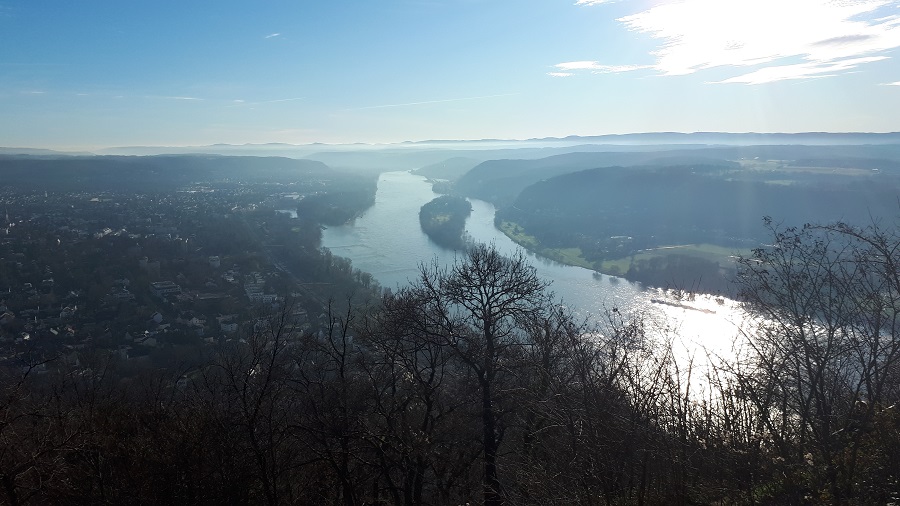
xmin=36 ymin=91 xmax=206 ymax=101
xmin=554 ymin=61 xmax=652 ymax=73
xmin=264 ymin=33 xmax=281 ymax=39
xmin=716 ymin=56 xmax=889 ymax=84
xmin=884 ymin=80 xmax=900 ymax=85
xmin=566 ymin=0 xmax=900 ymax=84
xmin=256 ymin=97 xmax=304 ymax=104
xmin=126 ymin=94 xmax=206 ymax=102
xmin=548 ymin=72 xmax=574 ymax=77
xmin=574 ymin=0 xmax=614 ymax=5
xmin=227 ymin=97 xmax=305 ymax=107
xmin=354 ymin=93 xmax=518 ymax=110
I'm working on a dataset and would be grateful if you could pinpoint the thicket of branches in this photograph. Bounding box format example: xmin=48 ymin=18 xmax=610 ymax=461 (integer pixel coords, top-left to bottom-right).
xmin=1 ymin=232 xmax=899 ymax=505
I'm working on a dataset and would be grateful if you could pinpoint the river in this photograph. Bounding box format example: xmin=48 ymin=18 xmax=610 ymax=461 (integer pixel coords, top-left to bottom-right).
xmin=320 ymin=170 xmax=746 ymax=364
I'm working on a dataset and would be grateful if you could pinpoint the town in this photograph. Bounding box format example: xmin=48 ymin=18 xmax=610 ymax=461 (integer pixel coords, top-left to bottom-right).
xmin=0 ymin=162 xmax=380 ymax=375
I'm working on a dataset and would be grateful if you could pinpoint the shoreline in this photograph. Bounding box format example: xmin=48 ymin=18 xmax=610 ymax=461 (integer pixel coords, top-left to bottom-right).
xmin=495 ymin=221 xmax=737 ymax=296
xmin=495 ymin=220 xmax=602 ymax=272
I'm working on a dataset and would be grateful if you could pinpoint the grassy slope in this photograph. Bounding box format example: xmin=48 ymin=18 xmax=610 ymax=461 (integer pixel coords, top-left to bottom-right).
xmin=499 ymin=220 xmax=749 ymax=276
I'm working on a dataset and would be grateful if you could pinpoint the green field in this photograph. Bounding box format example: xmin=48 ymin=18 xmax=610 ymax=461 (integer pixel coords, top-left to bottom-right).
xmin=738 ymin=158 xmax=877 ymax=177
xmin=498 ymin=220 xmax=540 ymax=248
xmin=541 ymin=247 xmax=594 ymax=269
xmin=598 ymin=243 xmax=750 ymax=275
xmin=498 ymin=220 xmax=749 ymax=276
xmin=499 ymin=221 xmax=593 ymax=268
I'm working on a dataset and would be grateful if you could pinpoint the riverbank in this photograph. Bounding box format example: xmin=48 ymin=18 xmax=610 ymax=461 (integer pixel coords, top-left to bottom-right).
xmin=497 ymin=219 xmax=597 ymax=270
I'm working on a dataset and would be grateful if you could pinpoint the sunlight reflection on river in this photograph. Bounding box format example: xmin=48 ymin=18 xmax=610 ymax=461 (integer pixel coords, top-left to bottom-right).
xmin=321 ymin=170 xmax=750 ymax=376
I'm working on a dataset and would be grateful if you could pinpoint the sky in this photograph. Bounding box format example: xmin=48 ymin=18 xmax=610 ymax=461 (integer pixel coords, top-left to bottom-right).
xmin=1 ymin=0 xmax=899 ymax=149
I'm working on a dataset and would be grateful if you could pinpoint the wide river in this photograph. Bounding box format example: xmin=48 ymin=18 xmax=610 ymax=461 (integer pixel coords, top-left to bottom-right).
xmin=321 ymin=170 xmax=746 ymax=362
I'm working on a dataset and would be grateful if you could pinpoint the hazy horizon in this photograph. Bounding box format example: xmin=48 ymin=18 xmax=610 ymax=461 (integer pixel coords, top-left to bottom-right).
xmin=7 ymin=130 xmax=900 ymax=155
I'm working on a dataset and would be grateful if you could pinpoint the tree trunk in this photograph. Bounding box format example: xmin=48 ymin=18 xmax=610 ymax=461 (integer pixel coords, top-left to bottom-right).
xmin=482 ymin=376 xmax=503 ymax=506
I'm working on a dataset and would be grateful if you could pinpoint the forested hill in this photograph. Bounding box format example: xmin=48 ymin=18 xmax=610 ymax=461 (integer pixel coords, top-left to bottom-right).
xmin=493 ymin=162 xmax=900 ymax=293
xmin=502 ymin=164 xmax=900 ymax=248
xmin=0 ymin=154 xmax=335 ymax=191
xmin=454 ymin=144 xmax=900 ymax=207
xmin=454 ymin=151 xmax=704 ymax=207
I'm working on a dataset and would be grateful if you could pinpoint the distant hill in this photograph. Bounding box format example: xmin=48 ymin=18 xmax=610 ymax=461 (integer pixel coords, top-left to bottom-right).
xmin=53 ymin=132 xmax=899 ymax=174
xmin=455 ymin=144 xmax=900 ymax=207
xmin=392 ymin=131 xmax=900 ymax=147
xmin=0 ymin=154 xmax=333 ymax=191
xmin=0 ymin=147 xmax=93 ymax=156
xmin=454 ymin=151 xmax=735 ymax=206
xmin=413 ymin=157 xmax=481 ymax=180
xmin=536 ymin=132 xmax=900 ymax=146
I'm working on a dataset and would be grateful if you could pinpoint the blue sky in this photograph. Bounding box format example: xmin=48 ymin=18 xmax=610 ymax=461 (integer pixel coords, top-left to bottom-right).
xmin=2 ymin=0 xmax=899 ymax=149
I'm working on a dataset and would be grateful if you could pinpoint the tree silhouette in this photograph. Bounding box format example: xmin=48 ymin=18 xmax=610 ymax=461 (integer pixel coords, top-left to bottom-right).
xmin=416 ymin=243 xmax=549 ymax=506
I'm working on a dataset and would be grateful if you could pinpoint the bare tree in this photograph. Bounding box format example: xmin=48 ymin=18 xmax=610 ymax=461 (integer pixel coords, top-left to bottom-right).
xmin=357 ymin=288 xmax=479 ymax=505
xmin=289 ymin=300 xmax=374 ymax=506
xmin=735 ymin=218 xmax=900 ymax=502
xmin=0 ymin=360 xmax=77 ymax=506
xmin=416 ymin=243 xmax=550 ymax=506
xmin=203 ymin=302 xmax=305 ymax=506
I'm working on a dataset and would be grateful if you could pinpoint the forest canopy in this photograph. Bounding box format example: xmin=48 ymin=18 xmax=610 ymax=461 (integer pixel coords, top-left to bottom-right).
xmin=3 ymin=230 xmax=899 ymax=504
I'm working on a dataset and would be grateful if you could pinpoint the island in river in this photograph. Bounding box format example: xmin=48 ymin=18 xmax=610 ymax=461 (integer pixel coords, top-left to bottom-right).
xmin=419 ymin=195 xmax=473 ymax=250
